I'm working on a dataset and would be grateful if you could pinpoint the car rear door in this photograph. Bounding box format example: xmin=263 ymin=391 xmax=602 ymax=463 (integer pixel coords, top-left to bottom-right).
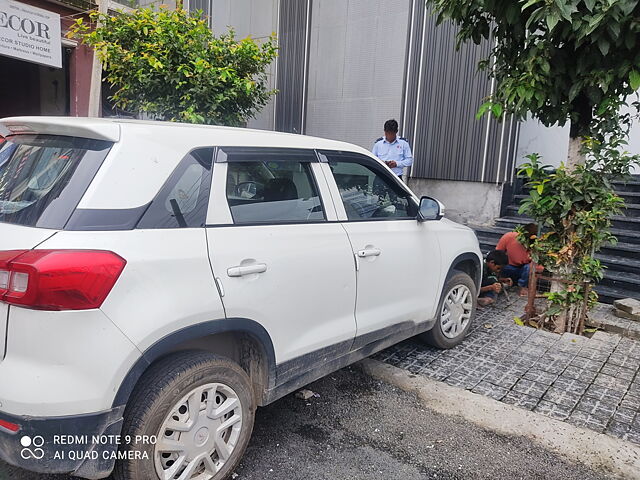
xmin=318 ymin=150 xmax=441 ymax=346
xmin=205 ymin=147 xmax=357 ymax=375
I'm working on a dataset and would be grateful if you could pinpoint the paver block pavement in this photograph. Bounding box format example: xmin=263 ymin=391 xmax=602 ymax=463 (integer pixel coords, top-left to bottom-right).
xmin=375 ymin=296 xmax=640 ymax=447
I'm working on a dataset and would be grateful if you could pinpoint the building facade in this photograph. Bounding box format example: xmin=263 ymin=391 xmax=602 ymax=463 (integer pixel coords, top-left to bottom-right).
xmin=205 ymin=0 xmax=519 ymax=224
xmin=2 ymin=0 xmax=636 ymax=224
xmin=209 ymin=0 xmax=639 ymax=225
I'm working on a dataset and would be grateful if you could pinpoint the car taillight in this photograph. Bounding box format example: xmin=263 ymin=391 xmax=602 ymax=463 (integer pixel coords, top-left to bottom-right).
xmin=0 ymin=250 xmax=126 ymax=311
xmin=0 ymin=250 xmax=27 ymax=297
xmin=0 ymin=418 xmax=20 ymax=434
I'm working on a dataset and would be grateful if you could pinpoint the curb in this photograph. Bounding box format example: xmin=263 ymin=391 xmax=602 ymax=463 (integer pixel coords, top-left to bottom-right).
xmin=588 ymin=303 xmax=640 ymax=340
xmin=359 ymin=358 xmax=640 ymax=479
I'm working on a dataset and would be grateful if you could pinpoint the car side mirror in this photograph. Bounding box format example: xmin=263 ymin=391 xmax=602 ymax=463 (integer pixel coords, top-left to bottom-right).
xmin=417 ymin=196 xmax=444 ymax=222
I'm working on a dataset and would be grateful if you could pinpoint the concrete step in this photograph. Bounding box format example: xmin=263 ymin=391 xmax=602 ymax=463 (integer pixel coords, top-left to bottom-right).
xmin=475 ymin=235 xmax=640 ymax=276
xmin=514 ymin=191 xmax=640 ymax=206
xmin=611 ymin=214 xmax=640 ymax=231
xmin=600 ymin=241 xmax=640 ymax=261
xmin=599 ymin=270 xmax=640 ymax=292
xmin=593 ymin=252 xmax=640 ymax=275
xmin=612 ymin=178 xmax=640 ymax=193
xmin=618 ymin=203 xmax=640 ymax=218
xmin=593 ymin=284 xmax=639 ymax=304
xmin=616 ymin=191 xmax=640 ymax=203
xmin=473 ymin=222 xmax=640 ymax=245
xmin=506 ymin=203 xmax=640 ymax=219
xmin=501 ymin=207 xmax=640 ymax=232
xmin=475 ymin=240 xmax=638 ymax=303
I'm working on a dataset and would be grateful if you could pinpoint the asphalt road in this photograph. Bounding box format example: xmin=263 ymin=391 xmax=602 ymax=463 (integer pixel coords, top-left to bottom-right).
xmin=0 ymin=365 xmax=615 ymax=480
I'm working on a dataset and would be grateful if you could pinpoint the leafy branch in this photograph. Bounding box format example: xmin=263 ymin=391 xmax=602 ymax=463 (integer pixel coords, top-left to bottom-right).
xmin=69 ymin=7 xmax=278 ymax=126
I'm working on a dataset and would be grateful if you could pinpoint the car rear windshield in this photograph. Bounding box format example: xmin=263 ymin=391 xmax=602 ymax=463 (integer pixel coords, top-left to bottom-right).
xmin=0 ymin=135 xmax=112 ymax=229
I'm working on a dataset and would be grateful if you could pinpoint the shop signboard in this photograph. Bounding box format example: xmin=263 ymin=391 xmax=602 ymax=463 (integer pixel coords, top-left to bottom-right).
xmin=0 ymin=0 xmax=62 ymax=68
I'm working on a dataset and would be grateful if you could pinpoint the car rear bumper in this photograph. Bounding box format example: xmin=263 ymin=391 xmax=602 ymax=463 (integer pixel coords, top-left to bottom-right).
xmin=0 ymin=406 xmax=123 ymax=479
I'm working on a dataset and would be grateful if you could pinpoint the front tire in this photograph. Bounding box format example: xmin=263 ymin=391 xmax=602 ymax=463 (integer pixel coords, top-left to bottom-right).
xmin=113 ymin=351 xmax=255 ymax=480
xmin=420 ymin=271 xmax=477 ymax=349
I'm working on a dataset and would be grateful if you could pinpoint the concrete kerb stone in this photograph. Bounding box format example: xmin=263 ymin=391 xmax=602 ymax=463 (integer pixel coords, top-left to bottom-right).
xmin=359 ymin=358 xmax=640 ymax=479
xmin=614 ymin=299 xmax=640 ymax=316
xmin=589 ymin=303 xmax=639 ymax=337
xmin=616 ymin=309 xmax=640 ymax=322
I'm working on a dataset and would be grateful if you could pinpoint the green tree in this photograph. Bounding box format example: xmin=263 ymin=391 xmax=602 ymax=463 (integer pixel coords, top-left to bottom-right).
xmin=69 ymin=7 xmax=278 ymax=126
xmin=431 ymin=0 xmax=640 ymax=167
xmin=429 ymin=0 xmax=640 ymax=332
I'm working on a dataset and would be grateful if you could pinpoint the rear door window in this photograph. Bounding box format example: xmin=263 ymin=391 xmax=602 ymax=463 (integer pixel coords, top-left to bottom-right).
xmin=0 ymin=135 xmax=112 ymax=228
xmin=222 ymin=148 xmax=325 ymax=224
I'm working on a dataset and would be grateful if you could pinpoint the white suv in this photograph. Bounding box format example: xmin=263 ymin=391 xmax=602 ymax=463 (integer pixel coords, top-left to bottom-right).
xmin=0 ymin=117 xmax=481 ymax=480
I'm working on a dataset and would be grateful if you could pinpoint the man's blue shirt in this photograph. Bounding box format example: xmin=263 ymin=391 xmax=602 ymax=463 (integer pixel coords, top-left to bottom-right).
xmin=371 ymin=137 xmax=413 ymax=176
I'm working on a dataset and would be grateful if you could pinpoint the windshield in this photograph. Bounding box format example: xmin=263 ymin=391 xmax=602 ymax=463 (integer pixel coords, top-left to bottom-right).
xmin=0 ymin=135 xmax=112 ymax=228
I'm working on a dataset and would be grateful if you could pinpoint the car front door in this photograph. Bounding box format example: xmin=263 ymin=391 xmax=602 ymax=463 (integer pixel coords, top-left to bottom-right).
xmin=318 ymin=151 xmax=441 ymax=346
xmin=206 ymin=147 xmax=357 ymax=374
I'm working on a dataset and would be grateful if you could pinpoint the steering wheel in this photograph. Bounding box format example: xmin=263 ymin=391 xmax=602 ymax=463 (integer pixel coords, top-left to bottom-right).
xmin=234 ymin=181 xmax=261 ymax=199
xmin=371 ymin=203 xmax=397 ymax=218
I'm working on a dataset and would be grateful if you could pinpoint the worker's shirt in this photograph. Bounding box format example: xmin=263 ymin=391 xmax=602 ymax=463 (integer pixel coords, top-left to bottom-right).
xmin=372 ymin=137 xmax=413 ymax=176
xmin=496 ymin=231 xmax=531 ymax=267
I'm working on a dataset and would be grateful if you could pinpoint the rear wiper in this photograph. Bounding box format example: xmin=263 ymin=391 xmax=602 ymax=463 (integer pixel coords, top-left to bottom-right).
xmin=169 ymin=198 xmax=188 ymax=228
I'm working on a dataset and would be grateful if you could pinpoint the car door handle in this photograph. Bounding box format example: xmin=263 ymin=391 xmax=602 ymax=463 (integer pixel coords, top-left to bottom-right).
xmin=357 ymin=248 xmax=381 ymax=258
xmin=227 ymin=263 xmax=268 ymax=277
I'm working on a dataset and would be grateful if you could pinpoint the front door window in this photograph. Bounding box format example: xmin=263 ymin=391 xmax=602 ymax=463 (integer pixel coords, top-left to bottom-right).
xmin=326 ymin=156 xmax=416 ymax=220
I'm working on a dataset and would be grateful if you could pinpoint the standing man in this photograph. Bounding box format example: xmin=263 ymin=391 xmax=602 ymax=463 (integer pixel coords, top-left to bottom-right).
xmin=372 ymin=119 xmax=413 ymax=180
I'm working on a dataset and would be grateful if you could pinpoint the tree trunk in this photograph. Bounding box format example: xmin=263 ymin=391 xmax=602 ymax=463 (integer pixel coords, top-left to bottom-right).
xmin=566 ymin=135 xmax=586 ymax=172
xmin=551 ymin=280 xmax=567 ymax=333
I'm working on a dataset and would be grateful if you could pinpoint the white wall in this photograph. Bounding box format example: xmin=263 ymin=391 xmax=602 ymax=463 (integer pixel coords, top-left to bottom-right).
xmin=515 ymin=117 xmax=570 ymax=168
xmin=409 ymin=178 xmax=503 ymax=226
xmin=621 ymin=104 xmax=640 ymax=175
xmin=517 ymin=114 xmax=640 ymax=175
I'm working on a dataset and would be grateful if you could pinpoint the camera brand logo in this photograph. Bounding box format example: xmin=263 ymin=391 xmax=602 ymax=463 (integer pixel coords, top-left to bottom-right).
xmin=20 ymin=435 xmax=45 ymax=460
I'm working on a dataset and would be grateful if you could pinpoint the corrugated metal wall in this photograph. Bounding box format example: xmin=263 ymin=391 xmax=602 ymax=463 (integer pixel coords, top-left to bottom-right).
xmin=402 ymin=2 xmax=518 ymax=183
xmin=273 ymin=0 xmax=518 ymax=183
xmin=275 ymin=0 xmax=311 ymax=133
xmin=187 ymin=0 xmax=212 ymax=21
xmin=304 ymin=0 xmax=411 ymax=150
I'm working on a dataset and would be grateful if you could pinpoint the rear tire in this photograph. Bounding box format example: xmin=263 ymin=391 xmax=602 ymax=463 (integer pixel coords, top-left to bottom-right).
xmin=112 ymin=351 xmax=255 ymax=480
xmin=420 ymin=271 xmax=477 ymax=349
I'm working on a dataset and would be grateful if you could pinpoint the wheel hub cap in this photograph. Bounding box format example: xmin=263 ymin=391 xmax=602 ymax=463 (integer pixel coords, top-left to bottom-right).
xmin=440 ymin=284 xmax=473 ymax=339
xmin=154 ymin=383 xmax=243 ymax=480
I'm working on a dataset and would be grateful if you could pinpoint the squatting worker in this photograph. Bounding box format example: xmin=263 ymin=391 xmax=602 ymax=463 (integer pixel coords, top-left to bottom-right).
xmin=496 ymin=223 xmax=542 ymax=297
xmin=478 ymin=250 xmax=512 ymax=307
xmin=372 ymin=119 xmax=413 ymax=180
